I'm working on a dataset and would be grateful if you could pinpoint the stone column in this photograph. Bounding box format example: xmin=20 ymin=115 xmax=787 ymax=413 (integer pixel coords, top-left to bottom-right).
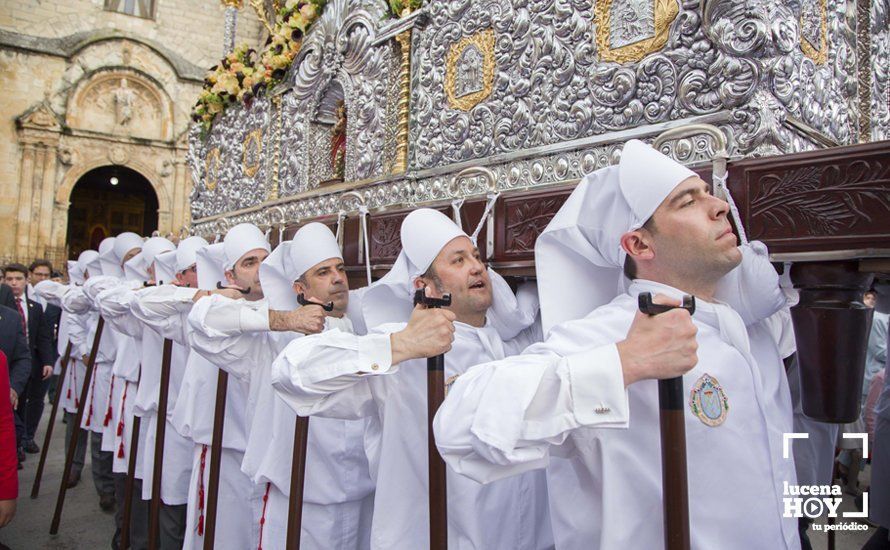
xmin=171 ymin=156 xmax=191 ymax=233
xmin=15 ymin=143 xmax=37 ymax=261
xmin=34 ymin=142 xmax=59 ymax=261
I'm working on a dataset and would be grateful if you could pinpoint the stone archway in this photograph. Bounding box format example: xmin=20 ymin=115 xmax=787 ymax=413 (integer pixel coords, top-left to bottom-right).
xmin=65 ymin=165 xmax=159 ymax=259
xmin=49 ymin=155 xmax=171 ymax=264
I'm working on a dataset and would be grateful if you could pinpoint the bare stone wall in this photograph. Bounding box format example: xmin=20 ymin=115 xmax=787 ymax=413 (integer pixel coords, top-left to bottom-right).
xmin=0 ymin=0 xmax=267 ymax=266
xmin=0 ymin=0 xmax=265 ymax=69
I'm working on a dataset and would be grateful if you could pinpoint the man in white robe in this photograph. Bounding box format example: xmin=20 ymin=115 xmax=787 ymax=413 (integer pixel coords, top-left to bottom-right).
xmin=120 ymin=242 xmax=210 ymax=548
xmin=433 ymin=140 xmax=799 ymax=549
xmin=129 ymin=237 xmax=258 ymax=549
xmin=268 ymin=209 xmax=563 ymax=549
xmin=67 ymin=239 xmax=119 ymax=510
xmin=32 ymin=251 xmax=96 ymax=489
xmin=91 ymin=236 xmax=176 ymax=547
xmin=187 ymin=223 xmax=374 ymax=549
xmin=81 ymin=231 xmax=144 ymax=546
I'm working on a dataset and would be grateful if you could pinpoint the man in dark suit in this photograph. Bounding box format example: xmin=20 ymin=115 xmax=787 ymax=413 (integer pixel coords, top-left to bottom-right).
xmin=2 ymin=264 xmax=54 ymax=458
xmin=25 ymin=260 xmax=62 ymax=453
xmin=0 ymin=305 xmax=31 ymax=470
xmin=30 ymin=262 xmax=63 ymax=403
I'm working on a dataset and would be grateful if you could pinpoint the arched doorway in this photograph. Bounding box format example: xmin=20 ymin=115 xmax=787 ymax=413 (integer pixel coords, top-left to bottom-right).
xmin=66 ymin=165 xmax=159 ymax=259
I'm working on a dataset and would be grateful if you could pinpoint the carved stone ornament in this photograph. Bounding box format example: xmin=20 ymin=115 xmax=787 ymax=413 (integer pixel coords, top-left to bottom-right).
xmin=57 ymin=147 xmax=74 ymax=165
xmin=242 ymin=128 xmax=263 ymax=179
xmin=595 ymin=0 xmax=680 ymax=64
xmin=445 ymin=29 xmax=496 ymax=111
xmin=108 ymin=145 xmax=129 ymax=165
xmin=19 ymin=103 xmax=61 ymax=130
xmin=800 ymin=0 xmax=828 ymax=65
xmin=205 ymin=148 xmax=221 ymax=191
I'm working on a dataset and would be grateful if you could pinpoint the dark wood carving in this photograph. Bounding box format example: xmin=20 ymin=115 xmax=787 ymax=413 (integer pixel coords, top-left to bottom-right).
xmin=727 ymin=140 xmax=890 ymax=254
xmin=368 ymin=213 xmax=405 ymax=266
xmin=493 ymin=188 xmax=571 ymax=265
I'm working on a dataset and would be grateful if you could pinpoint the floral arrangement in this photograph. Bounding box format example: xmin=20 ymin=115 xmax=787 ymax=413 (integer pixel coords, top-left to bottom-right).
xmin=192 ymin=0 xmax=326 ymax=134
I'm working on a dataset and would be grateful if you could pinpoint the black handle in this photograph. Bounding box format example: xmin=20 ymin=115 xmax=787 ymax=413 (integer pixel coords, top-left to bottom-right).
xmin=216 ymin=281 xmax=250 ymax=294
xmin=638 ymin=292 xmax=695 ymax=316
xmin=413 ymin=289 xmax=452 ymax=309
xmin=297 ymin=293 xmax=334 ymax=312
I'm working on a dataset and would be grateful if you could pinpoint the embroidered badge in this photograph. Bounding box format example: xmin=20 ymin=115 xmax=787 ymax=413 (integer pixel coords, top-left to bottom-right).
xmin=444 ymin=374 xmax=460 ymax=397
xmin=689 ymin=373 xmax=729 ymax=427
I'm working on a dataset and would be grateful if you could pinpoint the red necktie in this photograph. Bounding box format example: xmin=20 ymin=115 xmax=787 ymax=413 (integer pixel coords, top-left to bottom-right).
xmin=15 ymin=298 xmax=27 ymax=337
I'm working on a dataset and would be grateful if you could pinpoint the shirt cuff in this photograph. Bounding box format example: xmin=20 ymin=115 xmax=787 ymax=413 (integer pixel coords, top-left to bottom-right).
xmin=356 ymin=333 xmax=394 ymax=374
xmin=240 ymin=301 xmax=271 ymax=332
xmin=567 ymin=344 xmax=629 ymax=428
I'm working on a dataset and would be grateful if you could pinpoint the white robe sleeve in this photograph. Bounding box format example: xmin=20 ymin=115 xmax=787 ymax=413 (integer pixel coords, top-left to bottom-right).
xmin=61 ymin=286 xmax=92 ymax=315
xmin=271 ymin=326 xmax=400 ymax=420
xmin=433 ymin=310 xmax=631 ymax=484
xmin=96 ymin=285 xmax=144 ymax=339
xmin=33 ymin=281 xmax=69 ymax=307
xmin=131 ymin=285 xmax=197 ymax=346
xmin=187 ymin=294 xmax=272 ymax=380
xmin=83 ymin=276 xmax=121 ymax=307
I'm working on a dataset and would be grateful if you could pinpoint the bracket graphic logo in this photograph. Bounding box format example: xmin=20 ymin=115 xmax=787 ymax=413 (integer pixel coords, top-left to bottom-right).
xmin=782 ymin=432 xmax=869 ymax=520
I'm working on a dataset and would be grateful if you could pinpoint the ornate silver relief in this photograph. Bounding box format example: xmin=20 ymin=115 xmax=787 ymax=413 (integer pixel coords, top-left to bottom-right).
xmin=190 ymin=0 xmax=872 ymax=225
xmin=279 ymin=92 xmax=310 ymax=196
xmin=871 ymin=0 xmax=890 ymax=140
xmin=610 ymin=0 xmax=656 ymax=49
xmin=287 ymin=0 xmax=393 ymax=187
xmin=409 ymin=0 xmax=800 ymax=170
xmin=190 ymin=118 xmax=728 ymax=236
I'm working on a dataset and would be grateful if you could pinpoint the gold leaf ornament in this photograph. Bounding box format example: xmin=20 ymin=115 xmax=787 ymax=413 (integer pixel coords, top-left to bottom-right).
xmin=445 ymin=29 xmax=496 ymax=111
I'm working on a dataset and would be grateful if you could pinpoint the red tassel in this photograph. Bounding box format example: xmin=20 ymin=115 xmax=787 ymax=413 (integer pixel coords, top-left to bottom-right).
xmin=257 ymin=483 xmax=271 ymax=550
xmin=104 ymin=376 xmax=115 ymax=426
xmin=67 ymin=387 xmax=71 ymax=399
xmin=116 ymin=383 xmax=129 ymax=436
xmin=117 ymin=441 xmax=125 ymax=459
xmin=197 ymin=444 xmax=207 ymax=536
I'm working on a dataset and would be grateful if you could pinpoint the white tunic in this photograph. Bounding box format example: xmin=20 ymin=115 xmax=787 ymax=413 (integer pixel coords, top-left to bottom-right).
xmin=130 ymin=284 xmax=196 ymax=505
xmin=188 ymin=295 xmax=375 ymax=547
xmin=131 ymin=285 xmax=256 ymax=546
xmin=135 ymin=286 xmax=249 ymax=451
xmin=271 ymin=318 xmax=553 ymax=550
xmin=84 ymin=276 xmax=138 ymax=454
xmin=74 ymin=304 xmax=116 ymax=433
xmin=434 ymin=280 xmax=800 ymax=550
xmin=59 ymin=309 xmax=87 ymax=415
xmin=96 ymin=282 xmax=146 ymax=473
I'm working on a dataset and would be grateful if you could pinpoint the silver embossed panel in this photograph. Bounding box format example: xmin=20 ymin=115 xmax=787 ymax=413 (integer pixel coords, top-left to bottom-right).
xmin=610 ymin=0 xmax=656 ymax=48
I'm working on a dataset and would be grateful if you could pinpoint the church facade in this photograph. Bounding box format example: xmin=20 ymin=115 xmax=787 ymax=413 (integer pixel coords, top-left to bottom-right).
xmin=0 ymin=0 xmax=266 ymax=267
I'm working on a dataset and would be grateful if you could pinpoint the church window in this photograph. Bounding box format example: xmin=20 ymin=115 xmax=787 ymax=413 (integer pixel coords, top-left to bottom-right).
xmin=104 ymin=0 xmax=155 ymax=19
